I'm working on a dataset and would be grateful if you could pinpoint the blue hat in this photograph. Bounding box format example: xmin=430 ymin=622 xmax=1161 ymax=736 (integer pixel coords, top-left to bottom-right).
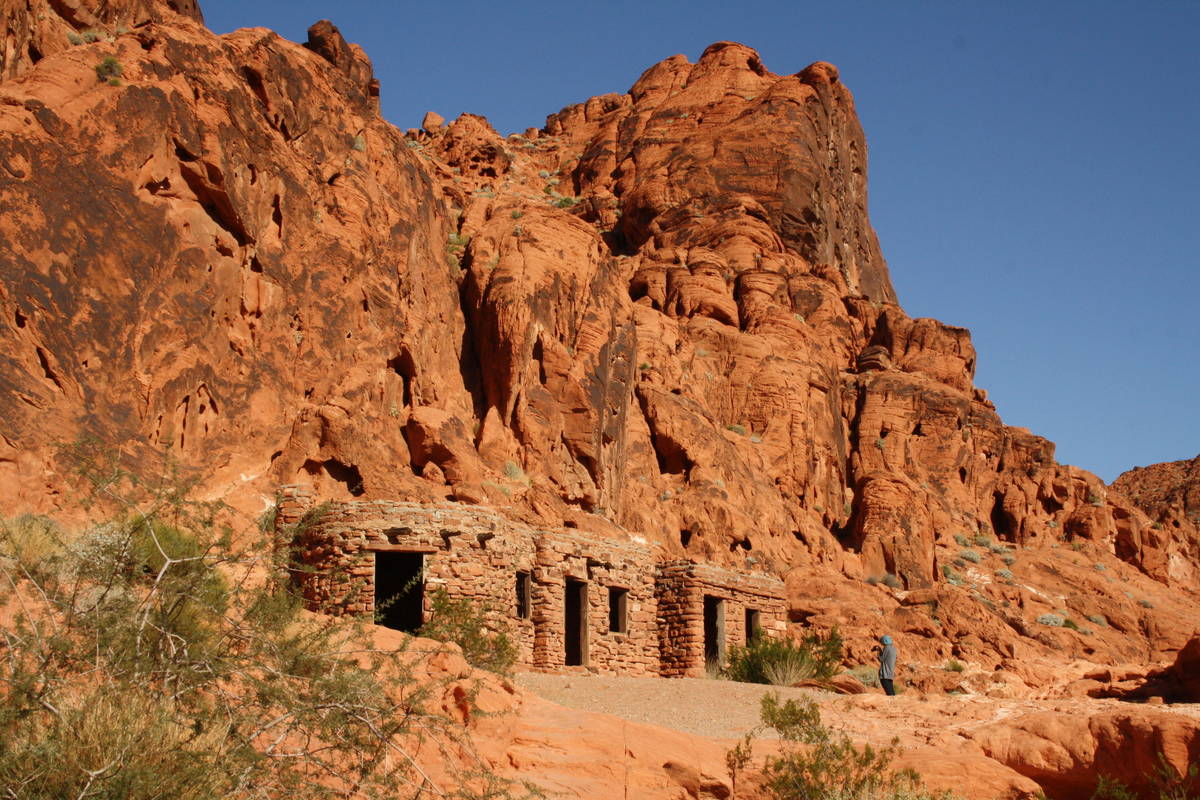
xmin=880 ymin=635 xmax=893 ymax=645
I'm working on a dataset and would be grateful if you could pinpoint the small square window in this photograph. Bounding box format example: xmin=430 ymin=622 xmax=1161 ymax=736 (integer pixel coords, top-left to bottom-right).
xmin=608 ymin=587 xmax=628 ymax=633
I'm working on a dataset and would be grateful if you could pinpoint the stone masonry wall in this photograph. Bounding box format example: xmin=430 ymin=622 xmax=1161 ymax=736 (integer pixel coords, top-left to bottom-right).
xmin=656 ymin=560 xmax=787 ymax=678
xmin=281 ymin=490 xmax=659 ymax=674
xmin=279 ymin=487 xmax=788 ymax=677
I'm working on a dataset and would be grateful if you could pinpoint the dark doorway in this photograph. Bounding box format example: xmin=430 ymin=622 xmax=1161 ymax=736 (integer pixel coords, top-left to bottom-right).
xmin=745 ymin=608 xmax=761 ymax=643
xmin=565 ymin=579 xmax=588 ymax=666
xmin=704 ymin=595 xmax=726 ymax=667
xmin=515 ymin=571 xmax=532 ymax=619
xmin=374 ymin=551 xmax=424 ymax=632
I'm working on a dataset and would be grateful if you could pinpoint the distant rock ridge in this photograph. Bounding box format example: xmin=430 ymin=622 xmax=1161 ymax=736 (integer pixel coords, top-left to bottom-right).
xmin=1 ymin=0 xmax=1199 ymax=689
xmin=1113 ymin=454 xmax=1200 ymax=530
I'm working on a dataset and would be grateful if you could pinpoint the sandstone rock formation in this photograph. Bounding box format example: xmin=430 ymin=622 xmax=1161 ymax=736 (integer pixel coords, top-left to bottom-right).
xmin=1113 ymin=454 xmax=1200 ymax=533
xmin=3 ymin=0 xmax=1200 ymax=740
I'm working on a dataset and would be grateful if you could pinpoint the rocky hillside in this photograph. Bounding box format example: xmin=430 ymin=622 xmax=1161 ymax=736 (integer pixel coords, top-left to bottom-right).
xmin=2 ymin=0 xmax=1199 ymax=682
xmin=1113 ymin=454 xmax=1200 ymax=530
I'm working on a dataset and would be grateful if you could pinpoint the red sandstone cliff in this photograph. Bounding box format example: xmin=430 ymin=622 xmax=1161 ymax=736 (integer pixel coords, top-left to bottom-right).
xmin=2 ymin=0 xmax=1199 ymax=682
xmin=1113 ymin=454 xmax=1200 ymax=532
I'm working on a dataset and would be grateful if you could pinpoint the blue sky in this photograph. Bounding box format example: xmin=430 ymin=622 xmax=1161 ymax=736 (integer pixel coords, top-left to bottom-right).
xmin=201 ymin=1 xmax=1199 ymax=483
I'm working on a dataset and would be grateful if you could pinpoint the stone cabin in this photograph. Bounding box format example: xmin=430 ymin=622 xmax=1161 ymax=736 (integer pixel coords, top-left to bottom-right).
xmin=277 ymin=485 xmax=786 ymax=676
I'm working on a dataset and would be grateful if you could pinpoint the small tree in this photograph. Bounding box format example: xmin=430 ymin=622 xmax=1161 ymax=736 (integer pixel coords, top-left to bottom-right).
xmin=747 ymin=693 xmax=956 ymax=800
xmin=725 ymin=628 xmax=843 ymax=686
xmin=0 ymin=445 xmax=528 ymax=799
xmin=418 ymin=588 xmax=518 ymax=676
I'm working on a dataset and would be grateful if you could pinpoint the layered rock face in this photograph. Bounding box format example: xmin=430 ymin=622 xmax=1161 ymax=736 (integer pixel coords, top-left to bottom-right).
xmin=2 ymin=0 xmax=1199 ymax=680
xmin=1113 ymin=454 xmax=1200 ymax=531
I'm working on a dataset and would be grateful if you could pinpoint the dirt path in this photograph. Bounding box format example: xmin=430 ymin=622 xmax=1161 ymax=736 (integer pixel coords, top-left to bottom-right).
xmin=515 ymin=672 xmax=821 ymax=740
xmin=515 ymin=672 xmax=1200 ymax=749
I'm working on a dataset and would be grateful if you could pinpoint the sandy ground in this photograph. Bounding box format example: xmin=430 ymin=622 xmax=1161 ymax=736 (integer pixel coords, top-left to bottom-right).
xmin=515 ymin=671 xmax=1200 ymax=749
xmin=515 ymin=672 xmax=821 ymax=740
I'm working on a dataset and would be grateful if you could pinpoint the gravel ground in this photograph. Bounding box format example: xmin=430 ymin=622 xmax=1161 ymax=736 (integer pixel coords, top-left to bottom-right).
xmin=515 ymin=672 xmax=822 ymax=740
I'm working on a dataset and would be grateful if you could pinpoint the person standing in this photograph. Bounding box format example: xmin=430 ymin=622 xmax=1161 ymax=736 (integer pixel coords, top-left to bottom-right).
xmin=876 ymin=635 xmax=898 ymax=696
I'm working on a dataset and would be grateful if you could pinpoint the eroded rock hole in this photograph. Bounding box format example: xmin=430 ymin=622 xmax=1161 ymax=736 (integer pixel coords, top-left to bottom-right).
xmin=680 ymin=528 xmax=693 ymax=548
xmin=388 ymin=350 xmax=417 ymax=407
xmin=173 ymin=141 xmax=199 ymax=162
xmin=271 ymin=194 xmax=283 ymax=238
xmin=1040 ymin=495 xmax=1063 ymax=515
xmin=303 ymin=458 xmax=365 ymax=497
xmin=991 ymin=493 xmax=1017 ymax=542
xmin=14 ymin=308 xmax=26 ymax=328
xmin=240 ymin=66 xmax=270 ymax=110
xmin=35 ymin=347 xmax=63 ymax=391
xmin=959 ymin=467 xmax=968 ymax=483
xmin=249 ymin=256 xmax=263 ymax=273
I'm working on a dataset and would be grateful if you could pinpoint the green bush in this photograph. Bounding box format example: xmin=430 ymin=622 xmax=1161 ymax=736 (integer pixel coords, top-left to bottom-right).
xmin=1037 ymin=613 xmax=1065 ymax=627
xmin=958 ymin=549 xmax=982 ymax=563
xmin=95 ymin=56 xmax=122 ymax=83
xmin=0 ymin=449 xmax=522 ymax=799
xmin=1092 ymin=753 xmax=1200 ymax=800
xmin=845 ymin=664 xmax=880 ymax=688
xmin=953 ymin=534 xmax=971 ymax=547
xmin=944 ymin=659 xmax=965 ymax=673
xmin=740 ymin=693 xmax=958 ymax=800
xmin=418 ymin=587 xmax=518 ymax=675
xmin=725 ymin=628 xmax=843 ymax=686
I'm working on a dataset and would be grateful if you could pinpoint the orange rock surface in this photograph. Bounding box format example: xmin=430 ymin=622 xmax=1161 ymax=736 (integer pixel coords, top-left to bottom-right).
xmin=3 ymin=2 xmax=1200 ymax=796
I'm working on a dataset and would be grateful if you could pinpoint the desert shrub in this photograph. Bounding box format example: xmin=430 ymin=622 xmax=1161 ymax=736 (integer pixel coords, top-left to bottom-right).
xmin=0 ymin=455 xmax=521 ymax=799
xmin=1140 ymin=599 xmax=1155 ymax=609
xmin=1063 ymin=617 xmax=1081 ymax=631
xmin=1092 ymin=753 xmax=1200 ymax=800
xmin=741 ymin=693 xmax=959 ymax=800
xmin=959 ymin=549 xmax=982 ymax=563
xmin=1037 ymin=613 xmax=1065 ymax=627
xmin=95 ymin=56 xmax=122 ymax=83
xmin=994 ymin=568 xmax=1013 ymax=580
xmin=726 ymin=423 xmax=747 ymax=436
xmin=725 ymin=628 xmax=842 ymax=686
xmin=944 ymin=659 xmax=965 ymax=673
xmin=1088 ymin=614 xmax=1108 ymax=627
xmin=881 ymin=573 xmax=901 ymax=589
xmin=846 ymin=664 xmax=880 ymax=688
xmin=418 ymin=587 xmax=518 ymax=676
xmin=502 ymin=460 xmax=530 ymax=486
xmin=953 ymin=534 xmax=971 ymax=547
xmin=941 ymin=564 xmax=961 ymax=584
xmin=973 ymin=534 xmax=993 ymax=548
xmin=1001 ymin=553 xmax=1017 ymax=566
